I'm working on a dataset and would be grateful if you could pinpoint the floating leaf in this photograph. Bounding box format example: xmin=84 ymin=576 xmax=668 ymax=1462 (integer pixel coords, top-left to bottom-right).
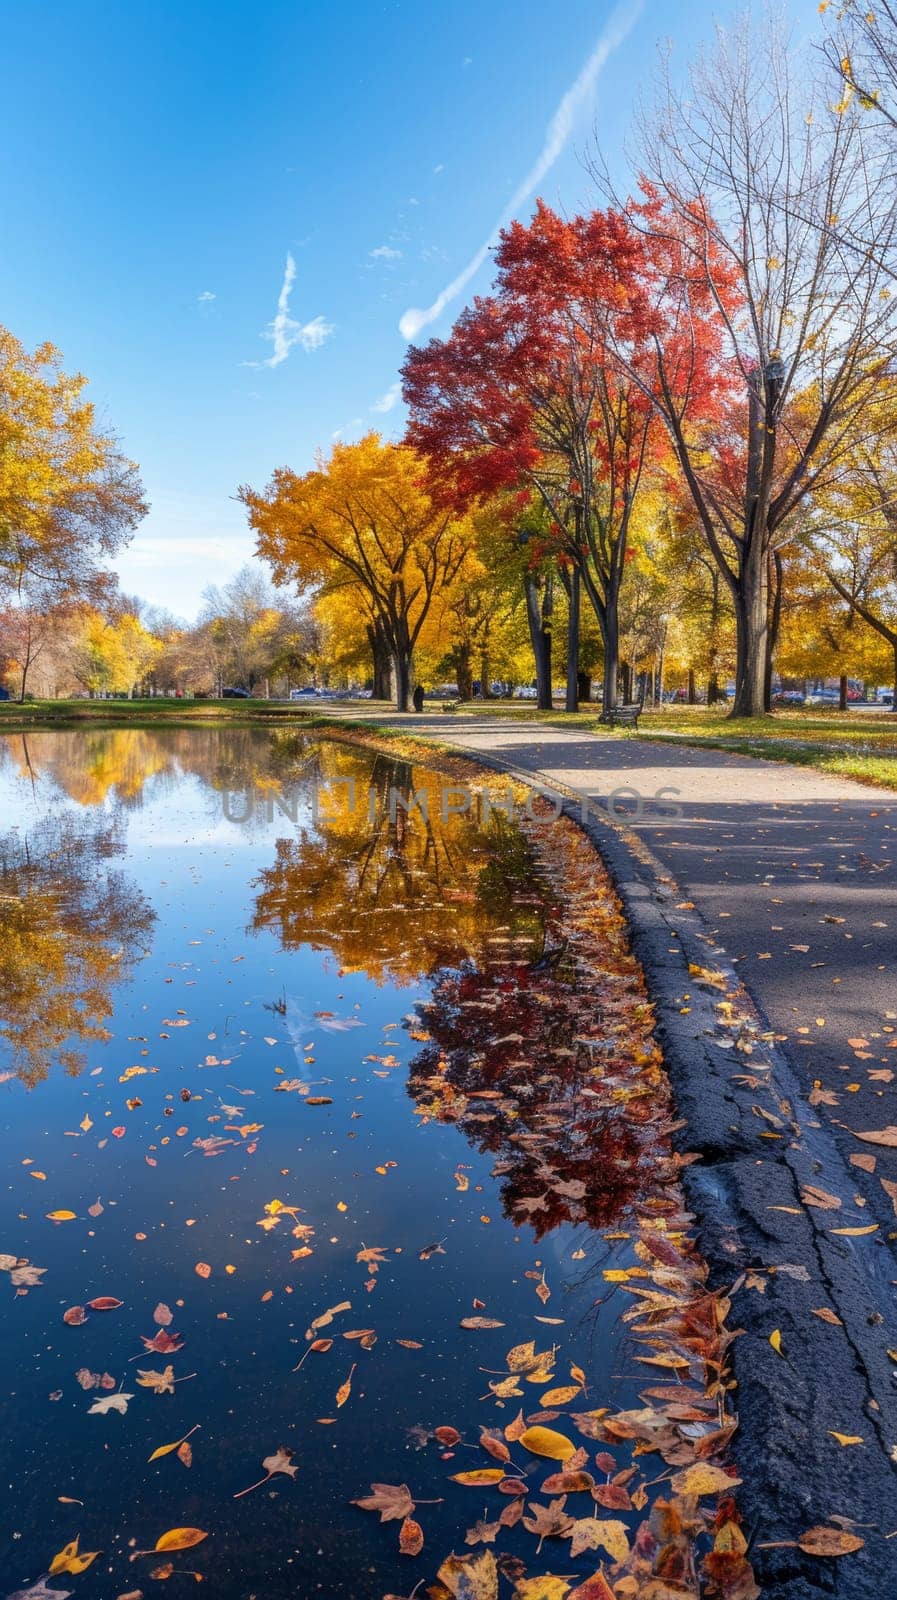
xmin=87 ymin=1296 xmax=123 ymax=1312
xmin=46 ymin=1211 xmax=77 ymax=1223
xmin=670 ymin=1463 xmax=741 ymax=1496
xmin=449 ymin=1468 xmax=506 ymax=1486
xmin=460 ymin=1316 xmax=505 ymax=1330
xmin=353 ymin=1482 xmax=415 ymax=1522
xmin=520 ymin=1426 xmax=575 ymax=1461
xmin=399 ymin=1516 xmax=424 ymax=1556
xmin=233 ymin=1445 xmax=298 ymax=1498
xmin=88 ymin=1392 xmax=133 ymax=1415
xmin=336 ymin=1363 xmax=356 ymax=1408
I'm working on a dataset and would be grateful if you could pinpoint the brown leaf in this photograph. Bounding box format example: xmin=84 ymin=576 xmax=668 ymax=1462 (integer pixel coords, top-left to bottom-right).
xmin=352 ymin=1482 xmax=415 ymax=1523
xmin=460 ymin=1316 xmax=505 ymax=1329
xmin=153 ymin=1303 xmax=173 ymax=1326
xmin=797 ymin=1526 xmax=864 ymax=1557
xmin=136 ymin=1365 xmax=176 ymax=1396
xmin=87 ymin=1296 xmax=124 ymax=1311
xmin=479 ymin=1431 xmax=511 ymax=1464
xmin=399 ymin=1517 xmax=424 ymax=1557
xmin=63 ymin=1306 xmax=87 ymax=1326
xmin=434 ymin=1425 xmax=461 ymax=1447
xmin=141 ymin=1329 xmax=184 ymax=1354
xmin=336 ymin=1363 xmax=356 ymax=1408
xmin=521 ymin=1496 xmax=573 ymax=1553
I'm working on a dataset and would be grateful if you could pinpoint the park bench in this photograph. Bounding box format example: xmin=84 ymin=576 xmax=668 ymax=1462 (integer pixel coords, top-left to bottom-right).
xmin=599 ymin=701 xmax=643 ymax=731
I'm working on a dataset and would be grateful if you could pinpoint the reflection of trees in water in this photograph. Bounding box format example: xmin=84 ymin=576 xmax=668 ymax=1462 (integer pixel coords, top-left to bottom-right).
xmin=0 ymin=725 xmax=294 ymax=818
xmin=250 ymin=749 xmax=550 ymax=986
xmin=407 ymin=953 xmax=665 ymax=1240
xmin=0 ymin=814 xmax=155 ymax=1086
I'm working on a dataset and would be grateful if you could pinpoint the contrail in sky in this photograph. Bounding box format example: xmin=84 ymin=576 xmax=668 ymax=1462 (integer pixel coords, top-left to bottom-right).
xmin=398 ymin=0 xmax=645 ymax=342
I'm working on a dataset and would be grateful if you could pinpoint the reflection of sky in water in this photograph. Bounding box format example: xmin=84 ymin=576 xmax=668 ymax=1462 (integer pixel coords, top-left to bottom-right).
xmin=0 ymin=729 xmax=657 ymax=1600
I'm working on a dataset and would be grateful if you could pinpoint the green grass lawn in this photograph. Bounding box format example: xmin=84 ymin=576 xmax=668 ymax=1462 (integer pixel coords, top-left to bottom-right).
xmin=0 ymin=696 xmax=305 ymax=728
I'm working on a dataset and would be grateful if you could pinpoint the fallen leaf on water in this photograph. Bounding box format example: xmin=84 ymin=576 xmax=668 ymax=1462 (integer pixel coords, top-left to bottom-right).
xmin=134 ymin=1527 xmax=208 ymax=1556
xmin=568 ymin=1515 xmax=630 ymax=1562
xmin=522 ymin=1496 xmax=574 ymax=1552
xmin=148 ymin=1425 xmax=201 ymax=1464
xmin=233 ymin=1445 xmax=298 ymax=1498
xmin=829 ymin=1431 xmax=864 ymax=1446
xmin=513 ymin=1580 xmax=570 ymax=1600
xmin=437 ymin=1549 xmax=498 ymax=1599
xmin=670 ymin=1463 xmax=741 ymax=1496
xmin=137 ymin=1365 xmax=177 ymax=1396
xmin=830 ymin=1224 xmax=878 ymax=1236
xmin=769 ymin=1329 xmax=783 ymax=1356
xmin=141 ymin=1329 xmax=184 ymax=1354
xmin=460 ymin=1316 xmax=505 ymax=1329
xmin=46 ymin=1211 xmax=77 ymax=1223
xmin=449 ymin=1469 xmax=506 ymax=1486
xmin=49 ymin=1536 xmax=101 ymax=1576
xmin=797 ymin=1526 xmax=864 ymax=1556
xmin=88 ymin=1392 xmax=133 ymax=1415
xmin=153 ymin=1303 xmax=173 ymax=1326
xmin=519 ymin=1426 xmax=575 ymax=1461
xmin=63 ymin=1306 xmax=87 ymax=1326
xmin=87 ymin=1296 xmax=123 ymax=1312
xmin=352 ymin=1482 xmax=415 ymax=1522
xmin=398 ymin=1517 xmax=424 ymax=1556
xmin=194 ymin=1262 xmax=212 ymax=1278
xmin=336 ymin=1363 xmax=356 ymax=1408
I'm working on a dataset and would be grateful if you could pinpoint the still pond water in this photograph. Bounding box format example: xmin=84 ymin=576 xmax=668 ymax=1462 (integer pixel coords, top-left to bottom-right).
xmin=0 ymin=727 xmax=676 ymax=1599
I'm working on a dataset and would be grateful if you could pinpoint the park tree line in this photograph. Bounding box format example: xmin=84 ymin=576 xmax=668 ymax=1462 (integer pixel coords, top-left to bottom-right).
xmin=4 ymin=9 xmax=897 ymax=714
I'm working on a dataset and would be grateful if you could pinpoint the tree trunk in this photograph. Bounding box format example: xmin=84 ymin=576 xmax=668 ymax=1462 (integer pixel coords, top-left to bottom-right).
xmin=732 ymin=550 xmax=768 ymax=717
xmin=565 ymin=565 xmax=580 ymax=713
xmin=393 ymin=651 xmax=411 ymax=713
xmin=577 ymin=670 xmax=592 ymax=703
xmin=707 ymin=672 xmax=721 ymax=704
xmin=687 ymin=666 xmax=696 ymax=705
xmin=839 ymin=673 xmax=848 ymax=713
xmin=524 ymin=572 xmax=553 ymax=711
xmin=454 ymin=642 xmax=473 ymax=701
xmin=368 ymin=622 xmax=392 ymax=701
xmin=602 ymin=609 xmax=620 ymax=711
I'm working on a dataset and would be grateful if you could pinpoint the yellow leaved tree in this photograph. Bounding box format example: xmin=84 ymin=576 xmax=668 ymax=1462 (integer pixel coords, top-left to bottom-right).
xmin=239 ymin=433 xmax=477 ymax=710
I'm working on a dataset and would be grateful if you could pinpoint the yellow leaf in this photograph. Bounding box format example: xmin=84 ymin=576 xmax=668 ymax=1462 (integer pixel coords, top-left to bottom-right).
xmin=769 ymin=1329 xmax=783 ymax=1356
xmin=829 ymin=1431 xmax=864 ymax=1446
xmin=519 ymin=1426 xmax=576 ymax=1460
xmin=148 ymin=1440 xmax=182 ymax=1462
xmin=153 ymin=1528 xmax=208 ymax=1552
xmin=449 ymin=1468 xmax=506 ymax=1485
xmin=49 ymin=1540 xmax=79 ymax=1575
xmin=540 ymin=1385 xmax=581 ymax=1406
xmin=670 ymin=1463 xmax=741 ymax=1497
xmin=513 ymin=1580 xmax=571 ymax=1600
xmin=46 ymin=1210 xmax=77 ymax=1222
xmin=831 ymin=1224 xmax=878 ymax=1236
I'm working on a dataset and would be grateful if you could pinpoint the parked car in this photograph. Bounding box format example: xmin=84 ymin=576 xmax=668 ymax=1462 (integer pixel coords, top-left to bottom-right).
xmin=289 ymin=686 xmax=319 ymax=699
xmin=222 ymin=686 xmax=251 ymax=699
xmin=0 ymin=686 xmax=10 ymax=702
xmin=514 ymin=685 xmax=538 ymax=699
xmin=773 ymin=689 xmax=805 ymax=707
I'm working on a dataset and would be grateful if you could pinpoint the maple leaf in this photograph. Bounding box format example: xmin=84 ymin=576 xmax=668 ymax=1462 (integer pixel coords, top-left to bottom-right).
xmin=522 ymin=1496 xmax=573 ymax=1552
xmin=141 ymin=1329 xmax=184 ymax=1354
xmin=568 ymin=1517 xmax=630 ymax=1562
xmin=465 ymin=1518 xmax=501 ymax=1545
xmin=233 ymin=1445 xmax=298 ymax=1498
xmin=352 ymin=1482 xmax=415 ymax=1522
xmin=10 ymin=1264 xmax=46 ymax=1288
xmin=137 ymin=1365 xmax=176 ymax=1395
xmin=356 ymin=1245 xmax=389 ymax=1266
xmin=88 ymin=1392 xmax=134 ymax=1415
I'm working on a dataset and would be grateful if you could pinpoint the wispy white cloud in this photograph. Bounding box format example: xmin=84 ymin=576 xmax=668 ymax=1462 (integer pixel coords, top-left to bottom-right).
xmin=399 ymin=0 xmax=644 ymax=342
xmin=433 ymin=163 xmax=445 ymax=175
xmin=197 ymin=289 xmax=216 ymax=304
xmin=371 ymin=381 xmax=401 ymax=414
xmin=370 ymin=244 xmax=403 ymax=260
xmin=247 ymin=253 xmax=334 ymax=368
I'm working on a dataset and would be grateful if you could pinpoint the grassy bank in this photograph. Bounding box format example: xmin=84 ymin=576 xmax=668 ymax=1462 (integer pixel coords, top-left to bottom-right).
xmin=0 ymin=696 xmax=309 ymax=730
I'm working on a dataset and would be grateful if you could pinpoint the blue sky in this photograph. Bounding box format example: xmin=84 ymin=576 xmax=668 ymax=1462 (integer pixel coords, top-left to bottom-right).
xmin=1 ymin=0 xmax=818 ymax=619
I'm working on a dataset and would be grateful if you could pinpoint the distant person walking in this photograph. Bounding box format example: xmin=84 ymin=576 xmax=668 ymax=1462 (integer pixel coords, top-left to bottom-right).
xmin=412 ymin=684 xmax=425 ymax=714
